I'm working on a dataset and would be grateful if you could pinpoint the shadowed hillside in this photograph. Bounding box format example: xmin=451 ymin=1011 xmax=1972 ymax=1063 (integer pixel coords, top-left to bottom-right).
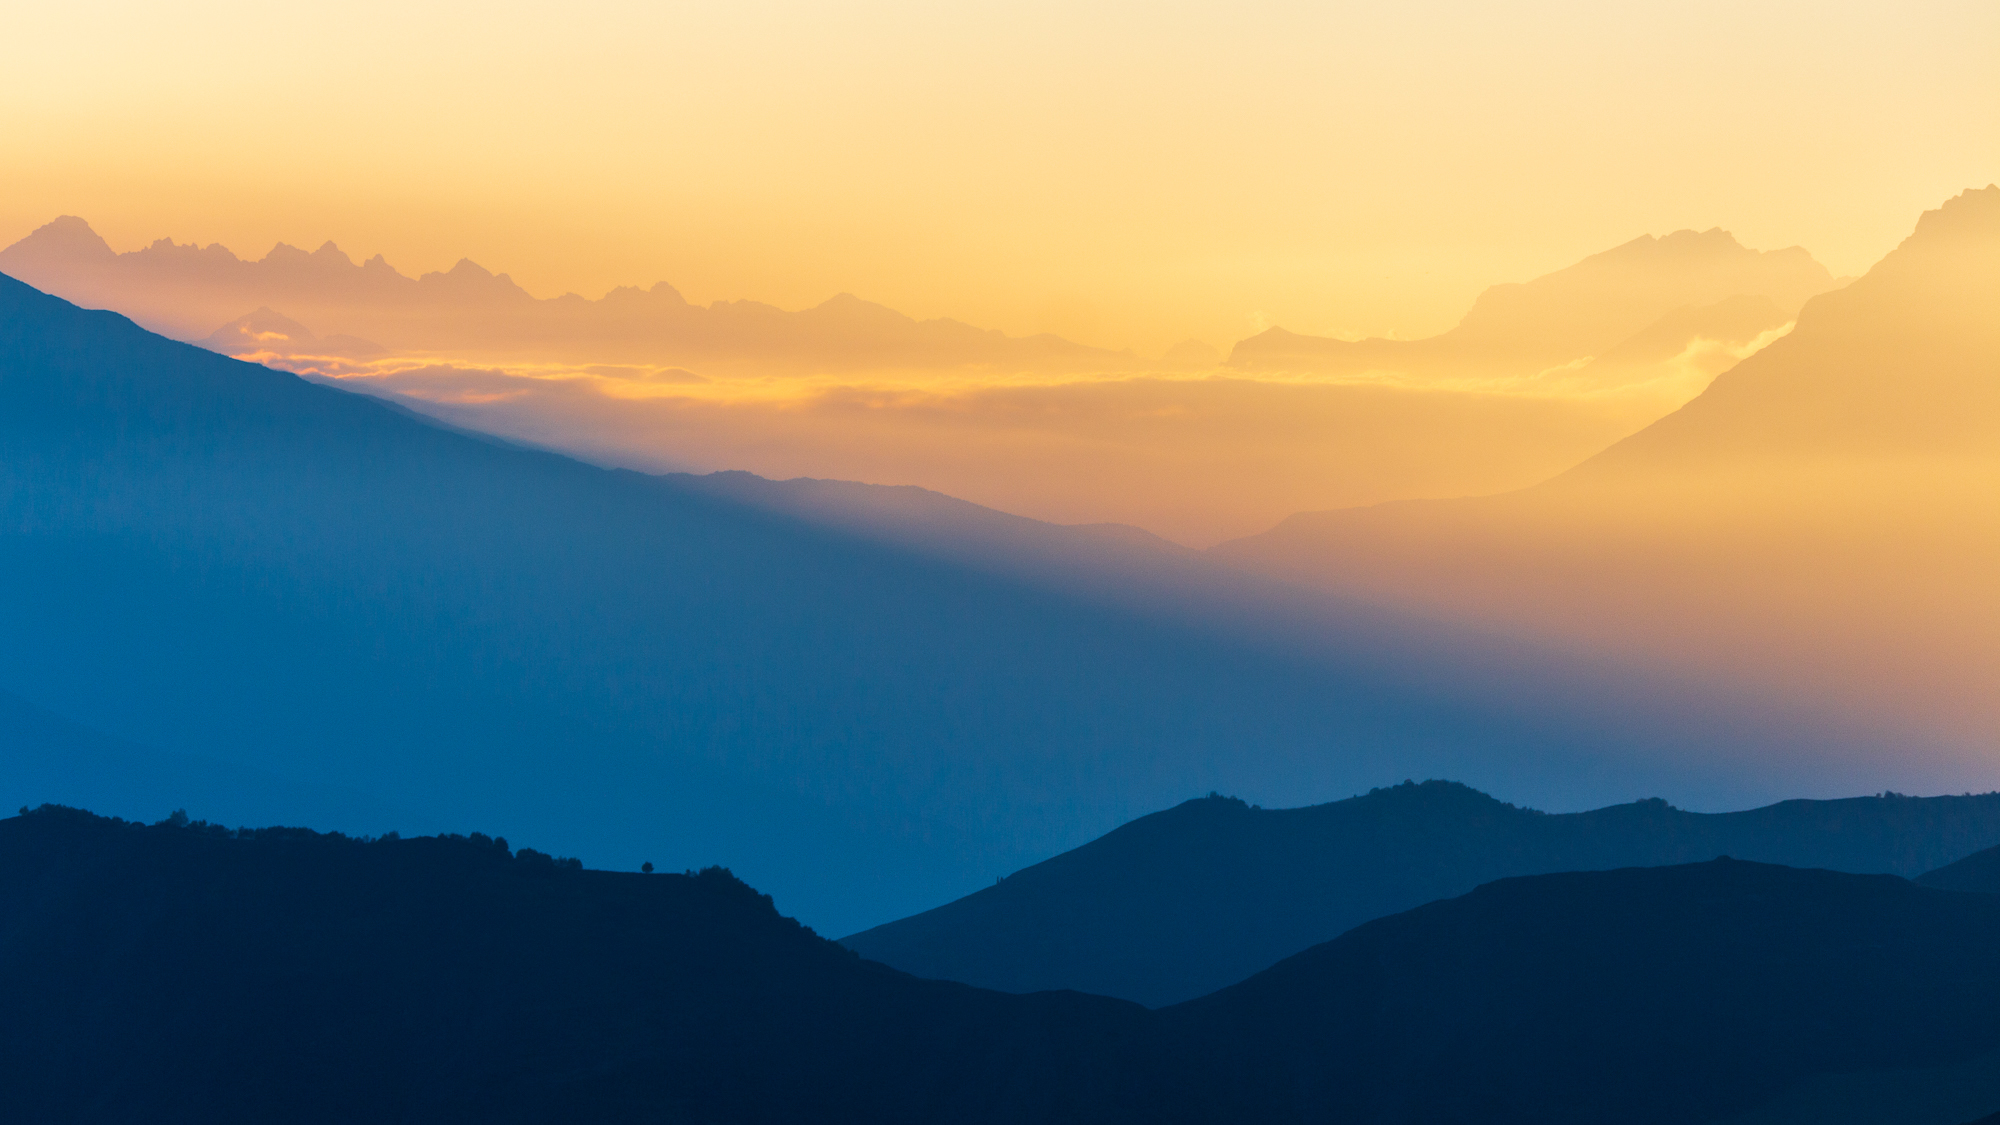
xmin=1167 ymin=858 xmax=2000 ymax=1125
xmin=0 ymin=806 xmax=1198 ymax=1125
xmin=12 ymin=804 xmax=2000 ymax=1125
xmin=846 ymin=780 xmax=2000 ymax=1006
xmin=1919 ymin=842 xmax=2000 ymax=894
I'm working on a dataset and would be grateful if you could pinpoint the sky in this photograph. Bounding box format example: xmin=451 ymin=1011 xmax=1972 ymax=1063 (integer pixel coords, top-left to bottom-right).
xmin=4 ymin=0 xmax=1996 ymax=355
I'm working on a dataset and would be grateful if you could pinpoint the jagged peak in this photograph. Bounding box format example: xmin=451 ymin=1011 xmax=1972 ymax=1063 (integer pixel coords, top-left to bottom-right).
xmin=2 ymin=215 xmax=116 ymax=262
xmin=1583 ymin=226 xmax=1753 ymax=268
xmin=1902 ymin=183 xmax=2000 ymax=249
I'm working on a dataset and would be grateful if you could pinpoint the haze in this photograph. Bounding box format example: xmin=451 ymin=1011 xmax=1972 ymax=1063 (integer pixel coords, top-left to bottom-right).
xmin=5 ymin=0 xmax=1994 ymax=355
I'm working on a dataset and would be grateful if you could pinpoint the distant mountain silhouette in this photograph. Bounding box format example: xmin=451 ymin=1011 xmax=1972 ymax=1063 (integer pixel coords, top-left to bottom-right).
xmin=1919 ymin=842 xmax=2000 ymax=894
xmin=13 ymin=804 xmax=2000 ymax=1124
xmin=846 ymin=780 xmax=2000 ymax=1006
xmin=1 ymin=268 xmax=1859 ymax=934
xmin=200 ymin=306 xmax=384 ymax=361
xmin=0 ymin=217 xmax=1136 ymax=374
xmin=1214 ymin=186 xmax=2000 ymax=750
xmin=1228 ymin=227 xmax=1835 ymax=385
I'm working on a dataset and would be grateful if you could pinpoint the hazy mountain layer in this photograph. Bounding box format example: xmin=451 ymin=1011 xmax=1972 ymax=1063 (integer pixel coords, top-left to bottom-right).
xmin=2 ymin=270 xmax=1855 ymax=934
xmin=1215 ymin=186 xmax=2000 ymax=751
xmin=3 ymin=218 xmax=1812 ymax=544
xmin=846 ymin=780 xmax=2000 ymax=1006
xmin=12 ymin=805 xmax=2000 ymax=1125
xmin=0 ymin=217 xmax=1134 ymax=374
xmin=1227 ymin=227 xmax=1836 ymax=383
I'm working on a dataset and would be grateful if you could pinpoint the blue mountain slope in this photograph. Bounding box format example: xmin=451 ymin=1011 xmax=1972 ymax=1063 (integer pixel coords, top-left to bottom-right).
xmin=847 ymin=781 xmax=2000 ymax=1006
xmin=0 ymin=272 xmax=1876 ymax=932
xmin=0 ymin=688 xmax=408 ymax=831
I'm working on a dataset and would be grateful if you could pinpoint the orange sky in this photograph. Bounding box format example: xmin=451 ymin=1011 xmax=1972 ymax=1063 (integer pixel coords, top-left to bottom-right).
xmin=4 ymin=0 xmax=1995 ymax=354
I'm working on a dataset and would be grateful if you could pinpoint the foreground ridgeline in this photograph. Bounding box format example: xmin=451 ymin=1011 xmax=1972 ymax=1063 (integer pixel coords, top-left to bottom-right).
xmin=846 ymin=780 xmax=2000 ymax=1006
xmin=0 ymin=806 xmax=1184 ymax=1125
xmin=8 ymin=805 xmax=2000 ymax=1124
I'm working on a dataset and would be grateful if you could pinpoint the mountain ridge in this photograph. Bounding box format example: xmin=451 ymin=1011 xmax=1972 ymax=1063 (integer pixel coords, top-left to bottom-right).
xmin=1226 ymin=226 xmax=1835 ymax=380
xmin=0 ymin=216 xmax=1139 ymax=373
xmin=1 ymin=266 xmax=1862 ymax=936
xmin=1208 ymin=187 xmax=2000 ymax=750
xmin=12 ymin=803 xmax=2000 ymax=1124
xmin=844 ymin=779 xmax=2000 ymax=1006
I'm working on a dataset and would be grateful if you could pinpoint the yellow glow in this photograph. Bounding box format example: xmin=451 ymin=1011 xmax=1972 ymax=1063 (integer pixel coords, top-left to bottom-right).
xmin=2 ymin=0 xmax=1994 ymax=356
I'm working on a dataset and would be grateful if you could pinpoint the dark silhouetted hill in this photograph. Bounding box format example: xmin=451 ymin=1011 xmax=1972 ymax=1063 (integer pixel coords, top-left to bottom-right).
xmin=845 ymin=780 xmax=2000 ymax=1006
xmin=0 ymin=267 xmax=1851 ymax=936
xmin=1919 ymin=842 xmax=2000 ymax=894
xmin=1166 ymin=858 xmax=2000 ymax=1124
xmin=13 ymin=805 xmax=2000 ymax=1125
xmin=0 ymin=805 xmax=1198 ymax=1125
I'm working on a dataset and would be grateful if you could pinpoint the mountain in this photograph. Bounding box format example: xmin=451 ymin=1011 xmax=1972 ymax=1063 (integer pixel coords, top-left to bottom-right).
xmin=1227 ymin=227 xmax=1836 ymax=384
xmin=200 ymin=305 xmax=385 ymax=361
xmin=15 ymin=804 xmax=2000 ymax=1125
xmin=1 ymin=267 xmax=1861 ymax=935
xmin=1576 ymin=187 xmax=2000 ymax=468
xmin=1919 ymin=842 xmax=2000 ymax=894
xmin=1167 ymin=858 xmax=2000 ymax=1125
xmin=0 ymin=805 xmax=1200 ymax=1125
xmin=0 ymin=217 xmax=1136 ymax=374
xmin=845 ymin=780 xmax=2000 ymax=1006
xmin=1214 ymin=187 xmax=2000 ymax=748
xmin=2 ymin=218 xmax=1828 ymax=547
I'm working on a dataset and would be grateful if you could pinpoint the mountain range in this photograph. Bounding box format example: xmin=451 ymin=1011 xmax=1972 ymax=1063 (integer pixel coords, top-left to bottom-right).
xmin=0 ymin=217 xmax=1138 ymax=374
xmin=1 ymin=264 xmax=1862 ymax=935
xmin=1216 ymin=185 xmax=2000 ymax=747
xmin=0 ymin=216 xmax=1843 ymax=544
xmin=10 ymin=803 xmax=2000 ymax=1125
xmin=845 ymin=779 xmax=2000 ymax=1006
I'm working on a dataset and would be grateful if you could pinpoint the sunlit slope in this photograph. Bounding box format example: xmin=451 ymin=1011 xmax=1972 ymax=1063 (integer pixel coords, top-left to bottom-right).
xmin=0 ymin=271 xmax=1844 ymax=934
xmin=1216 ymin=186 xmax=2000 ymax=753
xmin=846 ymin=781 xmax=2000 ymax=1007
